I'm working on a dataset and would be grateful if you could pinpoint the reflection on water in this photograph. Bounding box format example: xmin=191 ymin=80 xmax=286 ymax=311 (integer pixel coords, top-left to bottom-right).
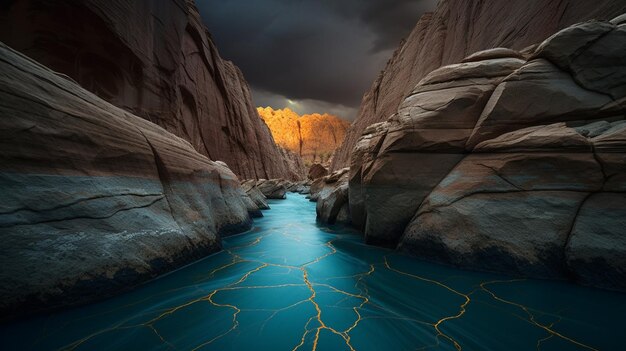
xmin=2 ymin=194 xmax=624 ymax=350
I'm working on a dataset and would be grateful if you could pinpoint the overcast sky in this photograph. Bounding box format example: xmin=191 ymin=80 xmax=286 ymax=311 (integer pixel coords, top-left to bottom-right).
xmin=196 ymin=0 xmax=437 ymax=120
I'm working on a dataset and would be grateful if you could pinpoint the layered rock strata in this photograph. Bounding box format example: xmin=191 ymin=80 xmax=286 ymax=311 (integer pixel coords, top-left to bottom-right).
xmin=309 ymin=169 xmax=350 ymax=225
xmin=0 ymin=42 xmax=251 ymax=320
xmin=349 ymin=17 xmax=626 ymax=291
xmin=331 ymin=0 xmax=626 ymax=171
xmin=243 ymin=179 xmax=287 ymax=200
xmin=240 ymin=180 xmax=270 ymax=217
xmin=0 ymin=0 xmax=302 ymax=180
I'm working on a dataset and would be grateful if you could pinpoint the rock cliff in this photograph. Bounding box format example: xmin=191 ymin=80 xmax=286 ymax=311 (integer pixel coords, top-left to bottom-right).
xmin=331 ymin=0 xmax=626 ymax=171
xmin=257 ymin=107 xmax=349 ymax=166
xmin=309 ymin=169 xmax=351 ymax=225
xmin=0 ymin=42 xmax=252 ymax=320
xmin=348 ymin=16 xmax=626 ymax=291
xmin=0 ymin=0 xmax=302 ymax=180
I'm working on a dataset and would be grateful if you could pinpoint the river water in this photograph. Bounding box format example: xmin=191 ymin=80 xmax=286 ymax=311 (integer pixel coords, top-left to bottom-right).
xmin=2 ymin=194 xmax=624 ymax=350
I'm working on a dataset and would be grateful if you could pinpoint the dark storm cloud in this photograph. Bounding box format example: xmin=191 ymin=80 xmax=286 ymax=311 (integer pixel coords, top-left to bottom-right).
xmin=196 ymin=0 xmax=436 ymax=119
xmin=325 ymin=0 xmax=438 ymax=51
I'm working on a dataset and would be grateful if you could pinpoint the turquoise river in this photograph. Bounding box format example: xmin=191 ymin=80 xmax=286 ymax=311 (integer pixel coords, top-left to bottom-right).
xmin=1 ymin=194 xmax=624 ymax=350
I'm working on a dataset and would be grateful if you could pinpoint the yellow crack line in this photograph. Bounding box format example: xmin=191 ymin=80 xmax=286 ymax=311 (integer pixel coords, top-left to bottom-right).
xmin=173 ymin=263 xmax=272 ymax=350
xmin=228 ymin=235 xmax=266 ymax=250
xmin=64 ymin=261 xmax=272 ymax=350
xmin=384 ymin=256 xmax=470 ymax=351
xmin=291 ymin=316 xmax=317 ymax=351
xmin=301 ymin=267 xmax=356 ymax=351
xmin=190 ymin=291 xmax=240 ymax=351
xmin=536 ymin=317 xmax=559 ymax=351
xmin=289 ymin=239 xmax=359 ymax=351
xmin=61 ymin=323 xmax=132 ymax=351
xmin=480 ymin=280 xmax=598 ymax=351
xmin=259 ymin=299 xmax=311 ymax=332
xmin=60 ymin=234 xmax=342 ymax=351
xmin=202 ymin=234 xmax=267 ymax=279
xmin=40 ymin=281 xmax=210 ymax=347
xmin=191 ymin=242 xmax=362 ymax=350
xmin=146 ymin=324 xmax=176 ymax=350
xmin=207 ymin=256 xmax=244 ymax=277
xmin=344 ymin=264 xmax=375 ymax=335
xmin=303 ymin=240 xmax=338 ymax=267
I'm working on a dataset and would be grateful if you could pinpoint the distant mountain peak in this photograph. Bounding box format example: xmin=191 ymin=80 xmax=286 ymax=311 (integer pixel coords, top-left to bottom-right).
xmin=257 ymin=107 xmax=350 ymax=166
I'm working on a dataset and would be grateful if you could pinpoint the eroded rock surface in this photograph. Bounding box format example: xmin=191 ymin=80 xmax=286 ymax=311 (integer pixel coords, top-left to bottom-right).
xmin=277 ymin=146 xmax=307 ymax=180
xmin=308 ymin=164 xmax=329 ymax=180
xmin=0 ymin=0 xmax=302 ymax=180
xmin=0 ymin=42 xmax=252 ymax=320
xmin=241 ymin=180 xmax=270 ymax=211
xmin=350 ymin=17 xmax=626 ymax=291
xmin=240 ymin=180 xmax=270 ymax=218
xmin=286 ymin=180 xmax=312 ymax=195
xmin=331 ymin=0 xmax=626 ymax=171
xmin=309 ymin=169 xmax=350 ymax=225
xmin=254 ymin=179 xmax=289 ymax=200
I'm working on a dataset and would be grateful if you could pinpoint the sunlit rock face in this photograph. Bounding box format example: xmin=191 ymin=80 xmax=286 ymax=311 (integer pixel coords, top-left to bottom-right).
xmin=0 ymin=0 xmax=300 ymax=180
xmin=257 ymin=107 xmax=350 ymax=166
xmin=0 ymin=42 xmax=252 ymax=320
xmin=350 ymin=17 xmax=626 ymax=291
xmin=331 ymin=0 xmax=626 ymax=171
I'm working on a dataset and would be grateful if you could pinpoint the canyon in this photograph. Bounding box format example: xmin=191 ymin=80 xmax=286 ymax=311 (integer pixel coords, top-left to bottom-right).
xmin=317 ymin=12 xmax=626 ymax=292
xmin=0 ymin=0 xmax=304 ymax=180
xmin=0 ymin=41 xmax=252 ymax=319
xmin=331 ymin=0 xmax=626 ymax=171
xmin=0 ymin=0 xmax=308 ymax=320
xmin=1 ymin=0 xmax=626 ymax=347
xmin=257 ymin=107 xmax=350 ymax=167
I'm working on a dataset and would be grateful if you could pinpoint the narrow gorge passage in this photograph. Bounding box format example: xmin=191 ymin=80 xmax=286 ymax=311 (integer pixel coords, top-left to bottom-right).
xmin=2 ymin=195 xmax=624 ymax=351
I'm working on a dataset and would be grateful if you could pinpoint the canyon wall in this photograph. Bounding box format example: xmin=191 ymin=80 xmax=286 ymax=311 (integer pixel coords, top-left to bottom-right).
xmin=0 ymin=0 xmax=302 ymax=180
xmin=347 ymin=16 xmax=626 ymax=291
xmin=257 ymin=107 xmax=349 ymax=166
xmin=331 ymin=0 xmax=626 ymax=171
xmin=0 ymin=42 xmax=253 ymax=320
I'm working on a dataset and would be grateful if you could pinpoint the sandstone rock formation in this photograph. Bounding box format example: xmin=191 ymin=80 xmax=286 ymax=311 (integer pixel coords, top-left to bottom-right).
xmin=242 ymin=178 xmax=312 ymax=202
xmin=252 ymin=179 xmax=288 ymax=200
xmin=286 ymin=180 xmax=312 ymax=195
xmin=241 ymin=181 xmax=270 ymax=210
xmin=308 ymin=164 xmax=329 ymax=180
xmin=331 ymin=0 xmax=626 ymax=171
xmin=309 ymin=169 xmax=350 ymax=225
xmin=0 ymin=0 xmax=302 ymax=180
xmin=240 ymin=181 xmax=270 ymax=218
xmin=349 ymin=17 xmax=626 ymax=291
xmin=277 ymin=146 xmax=307 ymax=180
xmin=257 ymin=107 xmax=350 ymax=165
xmin=0 ymin=42 xmax=252 ymax=320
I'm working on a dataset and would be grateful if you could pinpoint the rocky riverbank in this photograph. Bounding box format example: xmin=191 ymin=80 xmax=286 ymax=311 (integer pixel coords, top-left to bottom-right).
xmin=319 ymin=15 xmax=626 ymax=292
xmin=0 ymin=42 xmax=253 ymax=321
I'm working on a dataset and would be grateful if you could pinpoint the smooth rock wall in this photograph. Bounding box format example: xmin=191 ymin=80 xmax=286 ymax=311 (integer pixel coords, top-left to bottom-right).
xmin=331 ymin=0 xmax=626 ymax=171
xmin=0 ymin=0 xmax=304 ymax=180
xmin=348 ymin=17 xmax=626 ymax=291
xmin=0 ymin=42 xmax=251 ymax=320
